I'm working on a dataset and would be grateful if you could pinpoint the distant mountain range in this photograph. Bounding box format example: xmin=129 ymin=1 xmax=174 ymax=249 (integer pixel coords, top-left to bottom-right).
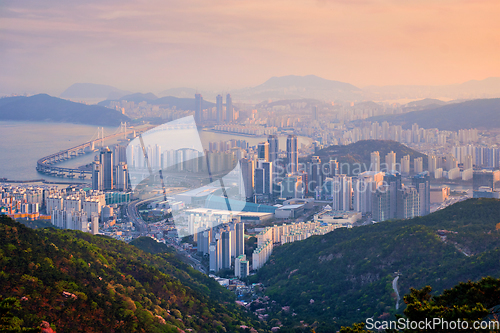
xmin=369 ymin=98 xmax=500 ymax=130
xmin=363 ymin=77 xmax=500 ymax=101
xmin=98 ymin=93 xmax=216 ymax=111
xmin=60 ymin=83 xmax=132 ymax=100
xmin=230 ymin=75 xmax=363 ymax=102
xmin=158 ymin=87 xmax=199 ymax=98
xmin=59 ymin=75 xmax=500 ymax=104
xmin=0 ymin=94 xmax=130 ymax=126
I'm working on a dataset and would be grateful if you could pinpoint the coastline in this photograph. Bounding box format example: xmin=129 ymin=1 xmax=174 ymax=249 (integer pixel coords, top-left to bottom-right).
xmin=202 ymin=128 xmax=269 ymax=138
xmin=0 ymin=179 xmax=89 ymax=185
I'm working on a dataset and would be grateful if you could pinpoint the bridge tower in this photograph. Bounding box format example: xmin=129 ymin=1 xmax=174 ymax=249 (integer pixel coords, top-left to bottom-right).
xmin=120 ymin=122 xmax=127 ymax=140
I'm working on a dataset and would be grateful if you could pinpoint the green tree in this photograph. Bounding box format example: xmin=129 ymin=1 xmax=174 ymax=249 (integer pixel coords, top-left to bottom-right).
xmin=0 ymin=297 xmax=39 ymax=332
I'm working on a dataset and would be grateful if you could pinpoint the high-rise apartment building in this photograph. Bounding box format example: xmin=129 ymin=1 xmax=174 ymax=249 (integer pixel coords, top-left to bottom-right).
xmin=428 ymin=155 xmax=437 ymax=173
xmin=286 ymin=135 xmax=298 ymax=174
xmin=397 ymin=186 xmax=420 ymax=219
xmin=235 ymin=254 xmax=249 ymax=278
xmin=353 ymin=171 xmax=384 ymax=214
xmin=371 ymin=151 xmax=380 ymax=172
xmin=195 ymin=93 xmax=203 ymax=123
xmin=226 ymin=94 xmax=233 ymax=122
xmin=309 ymin=156 xmax=323 ymax=197
xmin=401 ymin=155 xmax=410 ymax=175
xmin=372 ymin=184 xmax=390 ymax=222
xmin=384 ymin=171 xmax=402 ymax=219
xmin=412 ymin=172 xmax=431 ymax=216
xmin=385 ymin=151 xmax=396 ymax=172
xmin=414 ymin=157 xmax=423 ymax=174
xmin=235 ymin=222 xmax=245 ymax=257
xmin=216 ymin=94 xmax=223 ymax=123
xmin=332 ymin=174 xmax=352 ymax=211
xmin=329 ymin=159 xmax=339 ymax=177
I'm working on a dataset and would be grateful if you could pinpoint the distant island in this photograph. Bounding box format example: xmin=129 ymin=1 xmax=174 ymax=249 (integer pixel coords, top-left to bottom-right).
xmin=0 ymin=94 xmax=130 ymax=126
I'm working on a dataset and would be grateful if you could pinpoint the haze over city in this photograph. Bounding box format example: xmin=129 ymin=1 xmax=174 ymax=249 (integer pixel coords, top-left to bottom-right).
xmin=1 ymin=0 xmax=500 ymax=95
xmin=2 ymin=1 xmax=500 ymax=332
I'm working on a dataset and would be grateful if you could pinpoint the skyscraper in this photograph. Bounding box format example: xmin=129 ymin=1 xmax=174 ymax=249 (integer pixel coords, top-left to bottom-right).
xmin=260 ymin=160 xmax=273 ymax=196
xmin=286 ymin=135 xmax=298 ymax=174
xmin=226 ymin=94 xmax=233 ymax=122
xmin=100 ymin=147 xmax=113 ymax=190
xmin=221 ymin=230 xmax=232 ymax=269
xmin=254 ymin=168 xmax=265 ymax=196
xmin=216 ymin=94 xmax=223 ymax=123
xmin=257 ymin=142 xmax=270 ymax=162
xmin=235 ymin=222 xmax=245 ymax=257
xmin=309 ymin=156 xmax=323 ymax=197
xmin=240 ymin=158 xmax=254 ymax=201
xmin=92 ymin=161 xmax=102 ymax=191
xmin=267 ymin=135 xmax=279 ymax=165
xmin=312 ymin=105 xmax=318 ymax=121
xmin=116 ymin=162 xmax=128 ymax=191
xmin=195 ymin=93 xmax=203 ymax=123
xmin=255 ymin=160 xmax=273 ymax=197
xmin=384 ymin=171 xmax=402 ymax=219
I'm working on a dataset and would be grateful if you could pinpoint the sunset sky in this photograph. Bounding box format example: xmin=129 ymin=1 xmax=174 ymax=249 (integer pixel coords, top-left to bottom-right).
xmin=1 ymin=0 xmax=499 ymax=95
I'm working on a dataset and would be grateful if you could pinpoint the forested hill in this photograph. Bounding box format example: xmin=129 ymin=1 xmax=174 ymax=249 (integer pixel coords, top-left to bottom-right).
xmin=303 ymin=140 xmax=427 ymax=174
xmin=254 ymin=198 xmax=500 ymax=332
xmin=0 ymin=216 xmax=265 ymax=332
xmin=367 ymin=98 xmax=500 ymax=131
xmin=0 ymin=94 xmax=130 ymax=126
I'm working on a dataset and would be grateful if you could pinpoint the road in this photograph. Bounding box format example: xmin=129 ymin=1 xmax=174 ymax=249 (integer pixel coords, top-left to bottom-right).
xmin=126 ymin=197 xmax=156 ymax=234
xmin=126 ymin=196 xmax=207 ymax=274
xmin=392 ymin=275 xmax=400 ymax=310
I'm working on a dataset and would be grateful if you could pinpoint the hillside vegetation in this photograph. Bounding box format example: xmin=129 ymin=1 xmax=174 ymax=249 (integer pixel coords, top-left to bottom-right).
xmin=303 ymin=140 xmax=427 ymax=174
xmin=255 ymin=198 xmax=500 ymax=332
xmin=0 ymin=216 xmax=264 ymax=332
xmin=129 ymin=236 xmax=172 ymax=255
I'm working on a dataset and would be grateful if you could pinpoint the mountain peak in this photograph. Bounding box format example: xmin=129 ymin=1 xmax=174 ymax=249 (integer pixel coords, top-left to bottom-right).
xmin=258 ymin=74 xmax=361 ymax=91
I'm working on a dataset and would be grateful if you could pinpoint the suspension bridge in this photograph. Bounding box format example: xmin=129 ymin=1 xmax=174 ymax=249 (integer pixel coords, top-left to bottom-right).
xmin=36 ymin=123 xmax=134 ymax=179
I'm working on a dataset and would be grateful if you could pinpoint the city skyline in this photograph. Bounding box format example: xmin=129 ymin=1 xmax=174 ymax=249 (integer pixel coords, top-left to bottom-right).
xmin=1 ymin=0 xmax=500 ymax=95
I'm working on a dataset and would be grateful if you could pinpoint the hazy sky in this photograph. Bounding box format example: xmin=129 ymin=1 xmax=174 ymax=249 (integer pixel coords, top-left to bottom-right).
xmin=1 ymin=0 xmax=499 ymax=95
